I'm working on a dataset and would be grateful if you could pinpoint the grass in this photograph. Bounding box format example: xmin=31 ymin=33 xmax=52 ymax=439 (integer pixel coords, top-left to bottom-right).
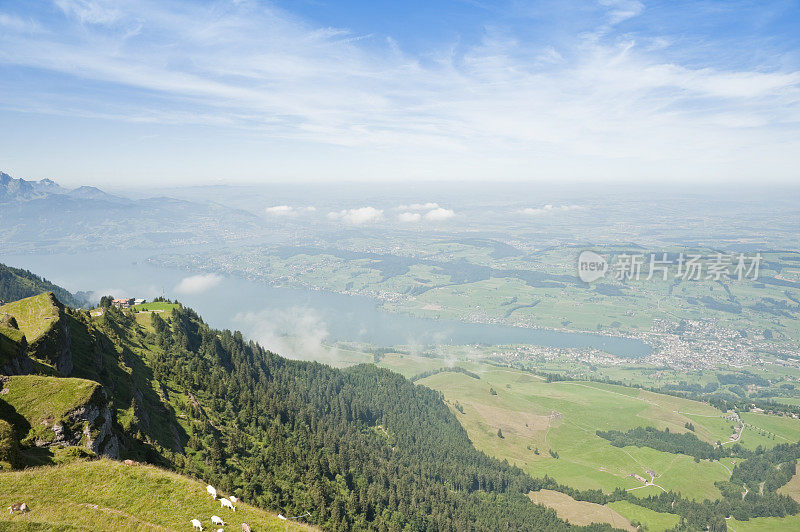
xmin=1 ymin=375 xmax=99 ymax=430
xmin=528 ymin=489 xmax=635 ymax=530
xmin=416 ymin=364 xmax=733 ymax=499
xmin=726 ymin=514 xmax=800 ymax=531
xmin=779 ymin=464 xmax=800 ymax=503
xmin=0 ymin=294 xmax=60 ymax=345
xmin=130 ymin=302 xmax=180 ymax=313
xmin=0 ymin=375 xmax=100 ymax=448
xmin=738 ymin=412 xmax=800 ymax=449
xmin=0 ymin=458 xmax=314 ymax=531
xmin=607 ymin=501 xmax=680 ymax=532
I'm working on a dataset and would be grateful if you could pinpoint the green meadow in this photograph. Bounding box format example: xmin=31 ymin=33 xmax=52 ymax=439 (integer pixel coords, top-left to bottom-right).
xmin=0 ymin=459 xmax=313 ymax=531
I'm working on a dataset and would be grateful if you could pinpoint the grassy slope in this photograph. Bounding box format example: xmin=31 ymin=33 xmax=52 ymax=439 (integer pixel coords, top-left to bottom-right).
xmin=0 ymin=459 xmax=313 ymax=531
xmin=0 ymin=293 xmax=60 ymax=345
xmin=130 ymin=302 xmax=180 ymax=312
xmin=1 ymin=375 xmax=99 ymax=429
xmin=528 ymin=490 xmax=635 ymax=531
xmin=606 ymin=501 xmax=680 ymax=532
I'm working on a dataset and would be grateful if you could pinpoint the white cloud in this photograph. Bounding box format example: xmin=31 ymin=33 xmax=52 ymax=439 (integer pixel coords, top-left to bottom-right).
xmin=265 ymin=205 xmax=294 ymax=215
xmin=174 ymin=273 xmax=222 ymax=295
xmin=397 ymin=212 xmax=422 ymax=223
xmin=397 ymin=205 xmax=455 ymax=222
xmin=397 ymin=202 xmax=440 ymax=211
xmin=327 ymin=206 xmax=383 ymax=225
xmin=520 ymin=204 xmax=583 ymax=215
xmin=265 ymin=205 xmax=315 ymax=216
xmin=234 ymin=307 xmax=340 ymax=361
xmin=423 ymin=207 xmax=455 ymax=221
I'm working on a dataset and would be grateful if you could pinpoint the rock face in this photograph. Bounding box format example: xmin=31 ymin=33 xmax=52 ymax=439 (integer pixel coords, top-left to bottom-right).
xmin=24 ymin=294 xmax=73 ymax=376
xmin=0 ymin=341 xmax=33 ymax=375
xmin=56 ymin=317 xmax=73 ymax=376
xmin=37 ymin=387 xmax=120 ymax=459
xmin=0 ymin=316 xmax=33 ymax=375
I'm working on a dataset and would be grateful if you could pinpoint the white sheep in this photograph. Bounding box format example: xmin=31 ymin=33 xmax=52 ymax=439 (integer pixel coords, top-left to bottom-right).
xmin=191 ymin=518 xmax=203 ymax=530
xmin=229 ymin=495 xmax=239 ymax=504
xmin=211 ymin=515 xmax=225 ymax=526
xmin=206 ymin=485 xmax=217 ymax=499
xmin=278 ymin=514 xmax=287 ymax=520
xmin=242 ymin=524 xmax=252 ymax=532
xmin=220 ymin=497 xmax=235 ymax=511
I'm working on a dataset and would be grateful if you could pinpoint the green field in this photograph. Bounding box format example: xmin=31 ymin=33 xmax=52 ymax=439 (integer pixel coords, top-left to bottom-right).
xmin=0 ymin=293 xmax=60 ymax=344
xmin=415 ymin=362 xmax=735 ymax=499
xmin=130 ymin=301 xmax=180 ymax=313
xmin=0 ymin=459 xmax=313 ymax=531
xmin=1 ymin=375 xmax=99 ymax=430
xmin=607 ymin=500 xmax=680 ymax=532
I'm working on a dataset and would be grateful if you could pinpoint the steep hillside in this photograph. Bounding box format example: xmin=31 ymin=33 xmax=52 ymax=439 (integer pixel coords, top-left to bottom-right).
xmin=0 ymin=375 xmax=119 ymax=460
xmin=0 ymin=315 xmax=30 ymax=375
xmin=0 ymin=262 xmax=84 ymax=308
xmin=0 ymin=293 xmax=73 ymax=374
xmin=1 ymin=295 xmax=597 ymax=531
xmin=0 ymin=459 xmax=312 ymax=531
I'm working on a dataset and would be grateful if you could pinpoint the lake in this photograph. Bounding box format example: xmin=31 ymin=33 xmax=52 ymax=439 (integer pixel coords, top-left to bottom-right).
xmin=2 ymin=249 xmax=651 ymax=359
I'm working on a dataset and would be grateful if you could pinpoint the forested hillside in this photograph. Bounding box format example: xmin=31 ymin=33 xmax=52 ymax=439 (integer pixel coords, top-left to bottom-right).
xmin=3 ymin=286 xmax=800 ymax=531
xmin=95 ymin=305 xmax=598 ymax=530
xmin=0 ymin=262 xmax=84 ymax=307
xmin=0 ymin=293 xmax=607 ymax=531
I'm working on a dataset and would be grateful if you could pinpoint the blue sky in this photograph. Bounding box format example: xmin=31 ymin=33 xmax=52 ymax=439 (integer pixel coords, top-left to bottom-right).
xmin=0 ymin=0 xmax=799 ymax=186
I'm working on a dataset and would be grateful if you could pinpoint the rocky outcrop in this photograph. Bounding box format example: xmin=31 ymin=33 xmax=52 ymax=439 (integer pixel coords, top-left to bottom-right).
xmin=0 ymin=317 xmax=32 ymax=375
xmin=56 ymin=317 xmax=73 ymax=376
xmin=0 ymin=338 xmax=32 ymax=375
xmin=36 ymin=387 xmax=119 ymax=458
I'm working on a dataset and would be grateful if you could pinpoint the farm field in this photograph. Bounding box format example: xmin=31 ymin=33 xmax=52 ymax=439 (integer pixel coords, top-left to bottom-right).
xmin=528 ymin=489 xmax=635 ymax=530
xmin=415 ymin=362 xmax=735 ymax=499
xmin=607 ymin=501 xmax=681 ymax=532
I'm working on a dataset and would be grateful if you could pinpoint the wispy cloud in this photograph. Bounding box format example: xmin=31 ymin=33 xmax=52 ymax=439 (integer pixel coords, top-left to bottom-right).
xmin=520 ymin=204 xmax=583 ymax=216
xmin=265 ymin=205 xmax=315 ymax=216
xmin=234 ymin=306 xmax=341 ymax=362
xmin=397 ymin=202 xmax=440 ymax=211
xmin=174 ymin=273 xmax=222 ymax=295
xmin=0 ymin=0 xmax=798 ymax=182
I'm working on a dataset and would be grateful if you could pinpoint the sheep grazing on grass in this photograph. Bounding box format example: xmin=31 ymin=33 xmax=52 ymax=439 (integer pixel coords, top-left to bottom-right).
xmin=123 ymin=459 xmax=136 ymax=466
xmin=242 ymin=523 xmax=252 ymax=532
xmin=206 ymin=485 xmax=217 ymax=499
xmin=8 ymin=503 xmax=28 ymax=514
xmin=229 ymin=495 xmax=239 ymax=504
xmin=278 ymin=514 xmax=287 ymax=520
xmin=191 ymin=518 xmax=203 ymax=530
xmin=220 ymin=497 xmax=235 ymax=511
xmin=211 ymin=515 xmax=225 ymax=526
